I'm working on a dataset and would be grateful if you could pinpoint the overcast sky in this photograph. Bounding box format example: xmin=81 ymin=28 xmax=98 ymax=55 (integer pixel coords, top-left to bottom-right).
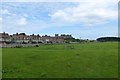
xmin=0 ymin=0 xmax=119 ymax=40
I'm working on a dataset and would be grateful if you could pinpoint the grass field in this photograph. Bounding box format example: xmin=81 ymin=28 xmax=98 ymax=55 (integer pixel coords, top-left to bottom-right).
xmin=2 ymin=42 xmax=118 ymax=78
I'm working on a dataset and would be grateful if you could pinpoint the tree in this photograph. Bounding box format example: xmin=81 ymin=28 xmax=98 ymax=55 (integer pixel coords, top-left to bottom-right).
xmin=97 ymin=37 xmax=120 ymax=42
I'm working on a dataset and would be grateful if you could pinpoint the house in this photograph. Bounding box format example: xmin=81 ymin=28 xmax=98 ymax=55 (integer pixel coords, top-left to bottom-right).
xmin=0 ymin=32 xmax=67 ymax=44
xmin=60 ymin=34 xmax=73 ymax=39
xmin=29 ymin=34 xmax=42 ymax=43
xmin=11 ymin=33 xmax=28 ymax=43
xmin=0 ymin=32 xmax=11 ymax=44
xmin=42 ymin=34 xmax=65 ymax=44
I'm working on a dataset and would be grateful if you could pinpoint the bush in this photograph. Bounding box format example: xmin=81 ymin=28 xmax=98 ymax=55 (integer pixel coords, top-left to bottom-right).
xmin=36 ymin=45 xmax=39 ymax=47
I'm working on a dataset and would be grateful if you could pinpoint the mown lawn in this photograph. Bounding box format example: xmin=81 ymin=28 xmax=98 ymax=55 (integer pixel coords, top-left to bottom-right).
xmin=2 ymin=42 xmax=118 ymax=78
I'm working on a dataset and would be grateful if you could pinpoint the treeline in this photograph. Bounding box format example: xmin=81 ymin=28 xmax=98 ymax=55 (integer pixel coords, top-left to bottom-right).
xmin=64 ymin=38 xmax=95 ymax=43
xmin=96 ymin=37 xmax=120 ymax=42
xmin=65 ymin=37 xmax=120 ymax=43
xmin=65 ymin=38 xmax=80 ymax=43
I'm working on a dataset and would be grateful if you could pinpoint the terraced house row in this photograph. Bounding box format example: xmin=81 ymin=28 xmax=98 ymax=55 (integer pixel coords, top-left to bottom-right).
xmin=0 ymin=32 xmax=73 ymax=44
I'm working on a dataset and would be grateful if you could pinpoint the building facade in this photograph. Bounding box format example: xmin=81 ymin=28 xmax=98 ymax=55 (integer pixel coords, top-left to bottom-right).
xmin=0 ymin=32 xmax=73 ymax=44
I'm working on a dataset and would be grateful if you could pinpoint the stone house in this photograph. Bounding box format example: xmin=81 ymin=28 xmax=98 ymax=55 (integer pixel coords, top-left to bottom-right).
xmin=0 ymin=32 xmax=66 ymax=44
xmin=0 ymin=32 xmax=11 ymax=44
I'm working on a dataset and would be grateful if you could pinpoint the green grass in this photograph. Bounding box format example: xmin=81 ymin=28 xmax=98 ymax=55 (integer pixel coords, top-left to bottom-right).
xmin=2 ymin=42 xmax=118 ymax=78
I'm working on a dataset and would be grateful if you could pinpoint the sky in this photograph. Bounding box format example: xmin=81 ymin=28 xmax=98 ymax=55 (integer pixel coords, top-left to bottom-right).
xmin=0 ymin=0 xmax=119 ymax=40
